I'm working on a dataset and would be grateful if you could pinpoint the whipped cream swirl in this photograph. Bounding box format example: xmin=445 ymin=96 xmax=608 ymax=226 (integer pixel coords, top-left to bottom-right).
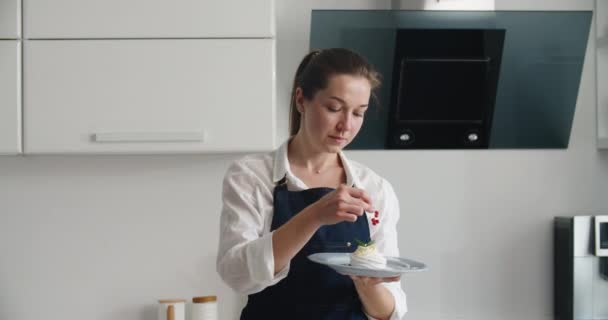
xmin=350 ymin=243 xmax=387 ymax=269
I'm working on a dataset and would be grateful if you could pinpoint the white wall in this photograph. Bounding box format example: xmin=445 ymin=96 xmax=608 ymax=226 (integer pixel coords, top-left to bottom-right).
xmin=1 ymin=1 xmax=607 ymax=320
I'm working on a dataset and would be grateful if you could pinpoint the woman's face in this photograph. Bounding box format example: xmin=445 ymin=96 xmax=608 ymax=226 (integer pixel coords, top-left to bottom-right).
xmin=296 ymin=74 xmax=371 ymax=153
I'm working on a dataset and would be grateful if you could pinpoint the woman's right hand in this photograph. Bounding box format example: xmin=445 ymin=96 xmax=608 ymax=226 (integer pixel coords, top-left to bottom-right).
xmin=310 ymin=184 xmax=374 ymax=225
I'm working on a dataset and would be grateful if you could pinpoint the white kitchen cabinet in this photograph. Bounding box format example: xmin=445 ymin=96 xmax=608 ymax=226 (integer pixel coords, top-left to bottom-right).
xmin=24 ymin=0 xmax=274 ymax=39
xmin=392 ymin=0 xmax=494 ymax=10
xmin=0 ymin=41 xmax=21 ymax=155
xmin=0 ymin=0 xmax=20 ymax=38
xmin=24 ymin=39 xmax=275 ymax=154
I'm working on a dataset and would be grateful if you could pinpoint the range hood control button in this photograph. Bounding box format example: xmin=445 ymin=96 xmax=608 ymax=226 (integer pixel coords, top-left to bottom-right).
xmin=399 ymin=133 xmax=411 ymax=141
xmin=467 ymin=133 xmax=479 ymax=142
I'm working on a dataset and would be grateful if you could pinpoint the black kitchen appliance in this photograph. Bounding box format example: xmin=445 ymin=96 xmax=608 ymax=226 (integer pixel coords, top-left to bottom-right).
xmin=387 ymin=29 xmax=505 ymax=149
xmin=554 ymin=216 xmax=608 ymax=320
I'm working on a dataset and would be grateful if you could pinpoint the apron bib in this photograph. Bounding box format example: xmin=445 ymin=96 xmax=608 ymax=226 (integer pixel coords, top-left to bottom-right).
xmin=240 ymin=180 xmax=371 ymax=320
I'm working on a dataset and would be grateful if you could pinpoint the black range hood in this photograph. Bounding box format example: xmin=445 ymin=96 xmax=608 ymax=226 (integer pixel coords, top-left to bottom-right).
xmin=310 ymin=10 xmax=592 ymax=149
xmin=387 ymin=28 xmax=505 ymax=149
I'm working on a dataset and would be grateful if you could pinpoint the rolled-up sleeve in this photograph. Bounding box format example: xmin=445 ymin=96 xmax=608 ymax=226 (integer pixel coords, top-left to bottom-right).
xmin=369 ymin=179 xmax=407 ymax=320
xmin=216 ymin=161 xmax=290 ymax=294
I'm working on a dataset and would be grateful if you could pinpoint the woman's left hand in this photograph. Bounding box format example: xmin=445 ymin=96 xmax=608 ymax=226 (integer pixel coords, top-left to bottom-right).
xmin=349 ymin=275 xmax=401 ymax=287
xmin=350 ymin=275 xmax=400 ymax=318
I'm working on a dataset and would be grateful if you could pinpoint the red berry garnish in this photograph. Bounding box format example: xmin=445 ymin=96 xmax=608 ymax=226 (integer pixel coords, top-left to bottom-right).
xmin=374 ymin=211 xmax=379 ymax=218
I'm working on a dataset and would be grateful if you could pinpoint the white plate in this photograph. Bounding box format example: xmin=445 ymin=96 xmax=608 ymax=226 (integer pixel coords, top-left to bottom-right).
xmin=308 ymin=252 xmax=428 ymax=278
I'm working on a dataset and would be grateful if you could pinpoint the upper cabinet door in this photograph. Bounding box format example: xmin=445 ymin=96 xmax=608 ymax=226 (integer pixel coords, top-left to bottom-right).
xmin=24 ymin=0 xmax=274 ymax=39
xmin=0 ymin=41 xmax=21 ymax=155
xmin=0 ymin=0 xmax=20 ymax=38
xmin=24 ymin=39 xmax=275 ymax=154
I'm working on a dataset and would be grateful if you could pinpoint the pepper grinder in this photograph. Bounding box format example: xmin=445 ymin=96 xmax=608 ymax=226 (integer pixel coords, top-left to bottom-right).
xmin=157 ymin=299 xmax=185 ymax=320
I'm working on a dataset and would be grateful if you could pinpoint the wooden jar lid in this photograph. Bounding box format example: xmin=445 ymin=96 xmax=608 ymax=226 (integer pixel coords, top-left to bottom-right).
xmin=192 ymin=296 xmax=217 ymax=303
xmin=158 ymin=299 xmax=187 ymax=303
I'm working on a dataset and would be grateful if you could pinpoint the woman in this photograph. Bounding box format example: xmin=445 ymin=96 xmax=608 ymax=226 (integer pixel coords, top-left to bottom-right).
xmin=216 ymin=48 xmax=406 ymax=319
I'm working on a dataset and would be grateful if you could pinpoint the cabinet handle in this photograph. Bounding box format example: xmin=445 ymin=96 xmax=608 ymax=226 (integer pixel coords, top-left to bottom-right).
xmin=92 ymin=131 xmax=205 ymax=143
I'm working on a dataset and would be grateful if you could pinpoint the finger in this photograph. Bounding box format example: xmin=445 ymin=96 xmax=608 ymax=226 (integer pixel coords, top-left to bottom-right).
xmin=336 ymin=212 xmax=358 ymax=223
xmin=346 ymin=187 xmax=374 ymax=211
xmin=356 ymin=277 xmax=370 ymax=286
xmin=357 ymin=198 xmax=374 ymax=213
xmin=365 ymin=278 xmax=386 ymax=286
xmin=382 ymin=276 xmax=401 ymax=282
xmin=346 ymin=187 xmax=371 ymax=202
xmin=350 ymin=198 xmax=373 ymax=214
xmin=355 ymin=276 xmax=395 ymax=285
xmin=339 ymin=202 xmax=365 ymax=216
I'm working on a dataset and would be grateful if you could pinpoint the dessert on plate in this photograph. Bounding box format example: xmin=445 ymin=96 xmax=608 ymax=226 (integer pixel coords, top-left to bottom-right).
xmin=350 ymin=240 xmax=387 ymax=269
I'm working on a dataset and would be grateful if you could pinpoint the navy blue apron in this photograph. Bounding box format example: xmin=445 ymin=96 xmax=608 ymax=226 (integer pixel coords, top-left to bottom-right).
xmin=240 ymin=178 xmax=371 ymax=320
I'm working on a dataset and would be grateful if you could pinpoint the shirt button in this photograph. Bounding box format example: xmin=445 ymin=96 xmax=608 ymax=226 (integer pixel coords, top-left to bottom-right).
xmin=346 ymin=242 xmax=352 ymax=247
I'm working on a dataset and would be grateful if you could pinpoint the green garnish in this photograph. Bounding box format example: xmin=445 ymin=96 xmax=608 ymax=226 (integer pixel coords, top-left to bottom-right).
xmin=354 ymin=239 xmax=375 ymax=247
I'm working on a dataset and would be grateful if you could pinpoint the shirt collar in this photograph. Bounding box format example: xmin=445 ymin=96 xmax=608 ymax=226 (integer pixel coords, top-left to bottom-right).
xmin=272 ymin=139 xmax=361 ymax=188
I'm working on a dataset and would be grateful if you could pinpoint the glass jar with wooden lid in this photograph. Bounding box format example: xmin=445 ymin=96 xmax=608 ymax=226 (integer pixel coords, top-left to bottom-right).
xmin=191 ymin=296 xmax=217 ymax=320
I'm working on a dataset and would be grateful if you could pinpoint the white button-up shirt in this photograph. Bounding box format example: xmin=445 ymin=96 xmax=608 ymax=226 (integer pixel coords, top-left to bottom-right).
xmin=216 ymin=140 xmax=407 ymax=319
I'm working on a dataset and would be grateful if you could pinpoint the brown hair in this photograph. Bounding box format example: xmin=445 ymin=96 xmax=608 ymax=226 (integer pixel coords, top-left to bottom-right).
xmin=288 ymin=48 xmax=381 ymax=136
